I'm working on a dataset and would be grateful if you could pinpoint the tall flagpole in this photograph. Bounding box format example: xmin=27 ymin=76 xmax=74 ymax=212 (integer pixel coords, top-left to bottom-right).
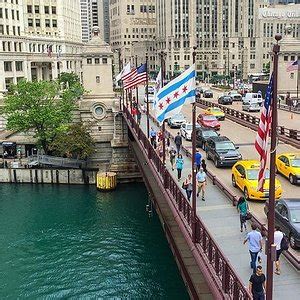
xmin=146 ymin=53 xmax=150 ymax=139
xmin=266 ymin=34 xmax=282 ymax=300
xmin=160 ymin=51 xmax=166 ymax=165
xmin=135 ymin=55 xmax=139 ymax=106
xmin=192 ymin=46 xmax=197 ymax=243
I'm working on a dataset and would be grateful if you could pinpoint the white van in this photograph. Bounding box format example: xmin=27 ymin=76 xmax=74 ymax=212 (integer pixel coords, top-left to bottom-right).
xmin=242 ymin=93 xmax=263 ymax=112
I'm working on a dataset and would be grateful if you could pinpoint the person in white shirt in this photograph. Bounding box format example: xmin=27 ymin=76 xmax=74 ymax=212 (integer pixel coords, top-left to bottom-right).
xmin=274 ymin=226 xmax=284 ymax=275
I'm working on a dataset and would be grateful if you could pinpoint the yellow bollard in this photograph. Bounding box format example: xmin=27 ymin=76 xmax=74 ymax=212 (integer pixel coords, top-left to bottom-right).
xmin=96 ymin=172 xmax=117 ymax=191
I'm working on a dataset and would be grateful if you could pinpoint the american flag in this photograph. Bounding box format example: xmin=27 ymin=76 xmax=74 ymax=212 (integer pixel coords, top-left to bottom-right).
xmin=123 ymin=63 xmax=147 ymax=90
xmin=255 ymin=74 xmax=274 ymax=191
xmin=286 ymin=59 xmax=299 ymax=72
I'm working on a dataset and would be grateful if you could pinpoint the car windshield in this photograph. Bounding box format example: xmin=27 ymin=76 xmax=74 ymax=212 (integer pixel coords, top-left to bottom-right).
xmin=205 ymin=90 xmax=212 ymax=93
xmin=247 ymin=169 xmax=270 ymax=180
xmin=203 ymin=115 xmax=217 ymax=121
xmin=291 ymin=159 xmax=300 ymax=167
xmin=216 ymin=142 xmax=236 ymax=151
xmin=211 ymin=108 xmax=222 ymax=112
xmin=290 ymin=209 xmax=300 ymax=223
xmin=202 ymin=130 xmax=218 ymax=138
xmin=223 ymin=97 xmax=231 ymax=100
xmin=186 ymin=125 xmax=192 ymax=130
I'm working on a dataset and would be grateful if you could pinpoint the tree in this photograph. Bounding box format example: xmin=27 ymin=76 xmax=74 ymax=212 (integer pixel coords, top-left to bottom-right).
xmin=2 ymin=78 xmax=84 ymax=154
xmin=49 ymin=122 xmax=95 ymax=160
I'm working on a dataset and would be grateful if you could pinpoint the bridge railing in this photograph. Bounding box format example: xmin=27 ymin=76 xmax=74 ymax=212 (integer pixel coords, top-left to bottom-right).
xmin=196 ymin=98 xmax=300 ymax=148
xmin=123 ymin=107 xmax=251 ymax=299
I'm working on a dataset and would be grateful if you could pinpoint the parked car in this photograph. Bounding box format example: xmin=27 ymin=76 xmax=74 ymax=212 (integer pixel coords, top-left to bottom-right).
xmin=180 ymin=123 xmax=201 ymax=140
xmin=167 ymin=113 xmax=186 ymax=128
xmin=218 ymin=96 xmax=233 ymax=105
xmin=144 ymin=86 xmax=155 ymax=103
xmin=206 ymin=136 xmax=242 ymax=168
xmin=196 ymin=87 xmax=204 ymax=97
xmin=228 ymin=90 xmax=242 ymax=101
xmin=197 ymin=113 xmax=220 ymax=130
xmin=276 ymin=153 xmax=300 ymax=185
xmin=196 ymin=127 xmax=219 ymax=149
xmin=231 ymin=160 xmax=283 ymax=201
xmin=204 ymin=107 xmax=225 ymax=120
xmin=264 ymin=198 xmax=300 ymax=249
xmin=203 ymin=90 xmax=213 ymax=98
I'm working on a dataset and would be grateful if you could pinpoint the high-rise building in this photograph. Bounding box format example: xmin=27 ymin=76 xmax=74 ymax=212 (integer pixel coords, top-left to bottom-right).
xmin=98 ymin=0 xmax=110 ymax=44
xmin=109 ymin=0 xmax=156 ymax=72
xmin=80 ymin=0 xmax=92 ymax=42
xmin=0 ymin=0 xmax=83 ymax=96
xmin=156 ymin=0 xmax=300 ymax=80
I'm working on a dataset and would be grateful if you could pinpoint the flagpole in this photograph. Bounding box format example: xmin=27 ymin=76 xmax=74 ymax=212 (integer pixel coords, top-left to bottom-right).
xmin=266 ymin=34 xmax=282 ymax=300
xmin=146 ymin=53 xmax=150 ymax=139
xmin=160 ymin=51 xmax=166 ymax=166
xmin=192 ymin=46 xmax=197 ymax=243
xmin=135 ymin=55 xmax=139 ymax=106
xmin=297 ymin=58 xmax=299 ymax=99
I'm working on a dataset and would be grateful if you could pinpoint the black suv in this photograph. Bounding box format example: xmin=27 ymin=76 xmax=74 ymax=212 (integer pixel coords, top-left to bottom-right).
xmin=196 ymin=127 xmax=219 ymax=150
xmin=205 ymin=136 xmax=242 ymax=167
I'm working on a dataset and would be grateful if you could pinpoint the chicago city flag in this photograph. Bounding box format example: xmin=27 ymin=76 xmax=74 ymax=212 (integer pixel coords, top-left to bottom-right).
xmin=155 ymin=64 xmax=196 ymax=124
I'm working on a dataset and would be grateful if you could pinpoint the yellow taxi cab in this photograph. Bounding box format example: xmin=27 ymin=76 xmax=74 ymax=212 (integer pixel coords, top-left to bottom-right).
xmin=276 ymin=153 xmax=300 ymax=185
xmin=231 ymin=160 xmax=283 ymax=201
xmin=203 ymin=107 xmax=225 ymax=121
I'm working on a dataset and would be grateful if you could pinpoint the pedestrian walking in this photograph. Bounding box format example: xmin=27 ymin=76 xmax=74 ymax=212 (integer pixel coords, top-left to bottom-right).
xmin=249 ymin=266 xmax=266 ymax=300
xmin=201 ymin=159 xmax=207 ymax=173
xmin=174 ymin=132 xmax=182 ymax=154
xmin=183 ymin=174 xmax=193 ymax=201
xmin=274 ymin=226 xmax=284 ymax=275
xmin=237 ymin=196 xmax=248 ymax=232
xmin=166 ymin=136 xmax=170 ymax=158
xmin=195 ymin=149 xmax=202 ymax=172
xmin=176 ymin=154 xmax=184 ymax=181
xmin=196 ymin=167 xmax=207 ymax=201
xmin=150 ymin=127 xmax=156 ymax=146
xmin=169 ymin=146 xmax=177 ymax=170
xmin=243 ymin=223 xmax=263 ymax=273
xmin=137 ymin=109 xmax=141 ymax=125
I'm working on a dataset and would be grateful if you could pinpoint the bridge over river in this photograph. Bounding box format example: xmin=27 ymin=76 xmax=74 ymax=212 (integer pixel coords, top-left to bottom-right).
xmin=122 ymin=106 xmax=300 ymax=299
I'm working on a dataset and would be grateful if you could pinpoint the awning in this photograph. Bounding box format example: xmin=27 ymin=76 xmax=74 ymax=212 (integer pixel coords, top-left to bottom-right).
xmin=2 ymin=142 xmax=16 ymax=146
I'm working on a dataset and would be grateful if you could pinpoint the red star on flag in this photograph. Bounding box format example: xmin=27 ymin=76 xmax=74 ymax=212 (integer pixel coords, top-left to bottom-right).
xmin=159 ymin=103 xmax=164 ymax=110
xmin=166 ymin=97 xmax=171 ymax=104
xmin=173 ymin=91 xmax=179 ymax=98
xmin=182 ymin=86 xmax=188 ymax=93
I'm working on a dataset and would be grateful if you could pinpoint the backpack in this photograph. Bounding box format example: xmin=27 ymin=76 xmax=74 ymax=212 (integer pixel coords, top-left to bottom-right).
xmin=280 ymin=234 xmax=289 ymax=251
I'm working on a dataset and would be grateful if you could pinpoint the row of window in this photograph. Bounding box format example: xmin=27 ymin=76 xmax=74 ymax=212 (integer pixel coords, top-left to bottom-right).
xmin=2 ymin=41 xmax=22 ymax=52
xmin=0 ymin=24 xmax=21 ymax=35
xmin=28 ymin=18 xmax=57 ymax=28
xmin=87 ymin=57 xmax=108 ymax=65
xmin=3 ymin=0 xmax=19 ymax=4
xmin=126 ymin=5 xmax=155 ymax=14
xmin=0 ymin=7 xmax=19 ymax=20
xmin=27 ymin=5 xmax=56 ymax=15
xmin=4 ymin=61 xmax=23 ymax=72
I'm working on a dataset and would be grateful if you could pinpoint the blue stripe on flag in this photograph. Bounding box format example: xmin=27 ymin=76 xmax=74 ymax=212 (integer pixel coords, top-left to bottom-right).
xmin=157 ymin=90 xmax=195 ymax=123
xmin=157 ymin=69 xmax=196 ymax=101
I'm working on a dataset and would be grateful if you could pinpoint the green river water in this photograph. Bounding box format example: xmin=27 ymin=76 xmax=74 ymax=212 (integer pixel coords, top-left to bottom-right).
xmin=0 ymin=183 xmax=189 ymax=299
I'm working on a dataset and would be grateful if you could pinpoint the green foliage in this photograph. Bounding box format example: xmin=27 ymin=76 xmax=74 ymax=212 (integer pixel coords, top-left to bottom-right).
xmin=58 ymin=72 xmax=85 ymax=98
xmin=49 ymin=122 xmax=95 ymax=160
xmin=2 ymin=78 xmax=84 ymax=153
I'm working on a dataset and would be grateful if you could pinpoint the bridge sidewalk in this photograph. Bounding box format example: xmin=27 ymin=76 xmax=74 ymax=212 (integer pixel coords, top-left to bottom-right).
xmin=139 ymin=114 xmax=300 ymax=299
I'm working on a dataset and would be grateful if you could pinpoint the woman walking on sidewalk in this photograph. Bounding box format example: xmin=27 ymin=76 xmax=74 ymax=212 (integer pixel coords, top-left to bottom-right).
xmin=183 ymin=174 xmax=193 ymax=201
xmin=237 ymin=196 xmax=248 ymax=232
xmin=176 ymin=154 xmax=184 ymax=181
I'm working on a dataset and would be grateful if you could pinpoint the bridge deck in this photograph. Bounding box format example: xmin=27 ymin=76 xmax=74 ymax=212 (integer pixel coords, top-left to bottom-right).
xmin=137 ymin=113 xmax=300 ymax=299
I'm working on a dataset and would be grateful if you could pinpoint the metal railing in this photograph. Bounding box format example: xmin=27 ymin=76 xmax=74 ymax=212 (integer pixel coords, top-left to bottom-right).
xmin=28 ymin=155 xmax=85 ymax=169
xmin=196 ymin=98 xmax=300 ymax=149
xmin=123 ymin=107 xmax=251 ymax=299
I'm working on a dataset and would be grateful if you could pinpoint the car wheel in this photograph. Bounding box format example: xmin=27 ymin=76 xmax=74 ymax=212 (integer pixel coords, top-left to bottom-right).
xmin=289 ymin=234 xmax=297 ymax=249
xmin=289 ymin=174 xmax=295 ymax=185
xmin=232 ymin=175 xmax=237 ymax=187
xmin=214 ymin=158 xmax=220 ymax=168
xmin=244 ymin=188 xmax=250 ymax=200
xmin=206 ymin=151 xmax=210 ymax=160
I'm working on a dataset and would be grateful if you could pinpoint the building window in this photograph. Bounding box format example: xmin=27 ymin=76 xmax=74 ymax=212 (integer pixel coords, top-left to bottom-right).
xmin=45 ymin=19 xmax=50 ymax=27
xmin=15 ymin=61 xmax=23 ymax=71
xmin=52 ymin=19 xmax=57 ymax=27
xmin=35 ymin=19 xmax=40 ymax=27
xmin=87 ymin=58 xmax=92 ymax=64
xmin=102 ymin=58 xmax=107 ymax=64
xmin=290 ymin=73 xmax=294 ymax=79
xmin=28 ymin=18 xmax=33 ymax=27
xmin=250 ymin=63 xmax=255 ymax=69
xmin=0 ymin=8 xmax=2 ymax=19
xmin=52 ymin=6 xmax=56 ymax=14
xmin=95 ymin=58 xmax=100 ymax=64
xmin=5 ymin=78 xmax=14 ymax=90
xmin=27 ymin=5 xmax=32 ymax=13
xmin=0 ymin=25 xmax=4 ymax=35
xmin=284 ymin=56 xmax=288 ymax=61
xmin=44 ymin=6 xmax=49 ymax=14
xmin=96 ymin=76 xmax=100 ymax=83
xmin=34 ymin=5 xmax=39 ymax=14
xmin=4 ymin=61 xmax=12 ymax=72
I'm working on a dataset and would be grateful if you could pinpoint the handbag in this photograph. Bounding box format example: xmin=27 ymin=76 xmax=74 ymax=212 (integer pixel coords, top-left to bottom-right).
xmin=182 ymin=182 xmax=188 ymax=189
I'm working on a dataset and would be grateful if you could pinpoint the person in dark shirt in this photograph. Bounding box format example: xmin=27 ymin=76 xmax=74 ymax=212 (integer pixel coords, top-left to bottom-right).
xmin=201 ymin=159 xmax=207 ymax=173
xmin=249 ymin=266 xmax=266 ymax=300
xmin=195 ymin=149 xmax=202 ymax=172
xmin=174 ymin=132 xmax=182 ymax=154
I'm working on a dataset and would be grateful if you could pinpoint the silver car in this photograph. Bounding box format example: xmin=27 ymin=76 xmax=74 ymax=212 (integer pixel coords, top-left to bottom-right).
xmin=180 ymin=123 xmax=201 ymax=140
xmin=167 ymin=113 xmax=186 ymax=128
